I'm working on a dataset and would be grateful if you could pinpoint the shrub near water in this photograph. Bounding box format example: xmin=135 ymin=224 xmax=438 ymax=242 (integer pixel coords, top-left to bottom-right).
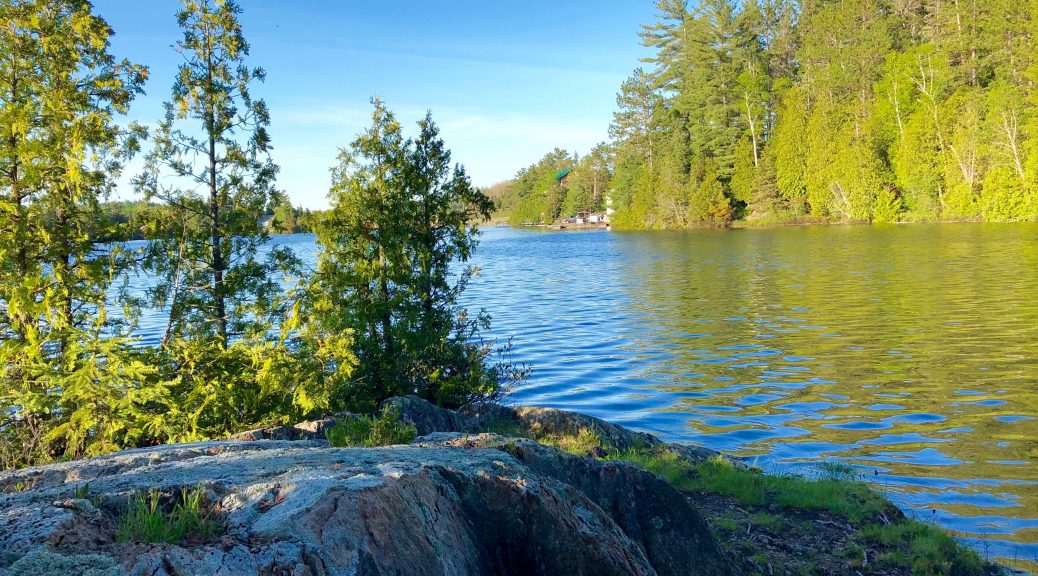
xmin=325 ymin=407 xmax=418 ymax=447
xmin=608 ymin=447 xmax=989 ymax=576
xmin=861 ymin=522 xmax=987 ymax=575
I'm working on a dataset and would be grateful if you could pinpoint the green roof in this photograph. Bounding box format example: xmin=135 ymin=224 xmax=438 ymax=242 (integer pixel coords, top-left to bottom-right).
xmin=554 ymin=168 xmax=572 ymax=181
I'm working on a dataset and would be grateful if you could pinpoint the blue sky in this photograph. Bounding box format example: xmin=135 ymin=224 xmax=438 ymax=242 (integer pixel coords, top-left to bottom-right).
xmin=93 ymin=1 xmax=656 ymax=209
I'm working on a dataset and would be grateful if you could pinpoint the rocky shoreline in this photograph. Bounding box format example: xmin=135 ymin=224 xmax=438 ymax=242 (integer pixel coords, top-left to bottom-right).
xmin=0 ymin=398 xmax=1010 ymax=575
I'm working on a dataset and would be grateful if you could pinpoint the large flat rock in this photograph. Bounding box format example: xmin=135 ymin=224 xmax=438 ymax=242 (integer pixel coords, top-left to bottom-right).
xmin=0 ymin=434 xmax=737 ymax=576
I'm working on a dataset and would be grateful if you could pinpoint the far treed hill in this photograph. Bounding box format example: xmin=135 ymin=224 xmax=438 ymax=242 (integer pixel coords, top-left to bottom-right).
xmin=99 ymin=199 xmax=323 ymax=239
xmin=495 ymin=0 xmax=1038 ymax=228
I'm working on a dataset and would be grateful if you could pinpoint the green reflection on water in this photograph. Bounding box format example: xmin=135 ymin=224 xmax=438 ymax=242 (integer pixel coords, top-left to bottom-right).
xmin=614 ymin=224 xmax=1038 ymax=561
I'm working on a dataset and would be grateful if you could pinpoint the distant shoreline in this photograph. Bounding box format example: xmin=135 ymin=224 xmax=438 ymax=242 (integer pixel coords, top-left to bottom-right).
xmin=486 ymin=216 xmax=1037 ymax=232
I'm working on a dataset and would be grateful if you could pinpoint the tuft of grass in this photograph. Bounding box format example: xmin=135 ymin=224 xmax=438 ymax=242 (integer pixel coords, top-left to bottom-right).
xmin=325 ymin=406 xmax=417 ymax=448
xmin=481 ymin=419 xmax=528 ymax=438
xmin=71 ymin=483 xmax=90 ymax=499
xmin=606 ymin=446 xmax=697 ymax=488
xmin=750 ymin=511 xmax=781 ymax=532
xmin=714 ymin=517 xmax=739 ymax=534
xmin=817 ymin=459 xmax=857 ymax=481
xmin=684 ymin=456 xmax=890 ymax=523
xmin=841 ymin=542 xmax=866 ymax=565
xmin=116 ymin=484 xmax=219 ymax=544
xmin=860 ymin=521 xmax=987 ymax=576
xmin=536 ymin=427 xmax=604 ymax=456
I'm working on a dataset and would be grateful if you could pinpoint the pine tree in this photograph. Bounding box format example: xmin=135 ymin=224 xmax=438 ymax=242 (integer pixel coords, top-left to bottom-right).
xmin=683 ymin=0 xmax=746 ymax=175
xmin=610 ymin=69 xmax=661 ymax=172
xmin=562 ymin=143 xmax=612 ymax=215
xmin=593 ymin=0 xmax=1037 ymax=226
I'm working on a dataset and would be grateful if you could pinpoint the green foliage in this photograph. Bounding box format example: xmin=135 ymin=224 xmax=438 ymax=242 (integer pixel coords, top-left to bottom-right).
xmin=872 ymin=187 xmax=904 ymax=224
xmin=535 ymin=427 xmax=604 ymax=456
xmin=0 ymin=0 xmax=351 ymax=469
xmin=325 ymin=406 xmax=417 ymax=447
xmin=687 ymin=160 xmax=734 ymax=226
xmin=561 ymin=143 xmax=612 ymax=217
xmin=310 ymin=100 xmax=499 ymax=411
xmin=505 ymin=149 xmax=575 ymax=225
xmin=8 ymin=550 xmax=121 ymax=576
xmin=133 ymin=334 xmax=354 ymax=443
xmin=0 ymin=0 xmax=148 ymax=467
xmin=861 ymin=521 xmax=986 ymax=575
xmin=505 ymin=0 xmax=1038 ymax=228
xmin=116 ymin=485 xmax=220 ymax=544
xmin=133 ymin=0 xmax=289 ymax=346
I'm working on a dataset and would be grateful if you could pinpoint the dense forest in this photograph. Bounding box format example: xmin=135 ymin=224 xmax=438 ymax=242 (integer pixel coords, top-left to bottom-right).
xmin=502 ymin=0 xmax=1037 ymax=227
xmin=0 ymin=0 xmax=503 ymax=469
xmin=98 ymin=198 xmax=322 ymax=239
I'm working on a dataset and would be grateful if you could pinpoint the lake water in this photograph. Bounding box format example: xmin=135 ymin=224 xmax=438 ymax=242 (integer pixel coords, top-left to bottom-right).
xmin=132 ymin=224 xmax=1038 ymax=568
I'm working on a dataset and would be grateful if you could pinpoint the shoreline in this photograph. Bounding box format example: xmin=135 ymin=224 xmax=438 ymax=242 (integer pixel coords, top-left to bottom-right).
xmin=486 ymin=217 xmax=1037 ymax=232
xmin=0 ymin=397 xmax=1022 ymax=575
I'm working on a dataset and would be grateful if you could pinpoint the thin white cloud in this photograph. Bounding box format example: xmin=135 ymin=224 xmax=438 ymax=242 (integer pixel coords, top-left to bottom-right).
xmin=275 ymin=101 xmax=608 ymax=190
xmin=274 ymin=103 xmax=609 ymax=208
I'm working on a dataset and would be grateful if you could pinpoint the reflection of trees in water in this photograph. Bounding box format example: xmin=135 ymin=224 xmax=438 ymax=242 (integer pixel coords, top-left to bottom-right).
xmin=614 ymin=225 xmax=1038 ymax=546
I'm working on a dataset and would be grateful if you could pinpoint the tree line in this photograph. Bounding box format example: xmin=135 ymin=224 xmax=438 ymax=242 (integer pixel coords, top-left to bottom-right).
xmin=0 ymin=0 xmax=503 ymax=469
xmin=499 ymin=0 xmax=1037 ymax=228
xmin=97 ymin=199 xmax=323 ymax=239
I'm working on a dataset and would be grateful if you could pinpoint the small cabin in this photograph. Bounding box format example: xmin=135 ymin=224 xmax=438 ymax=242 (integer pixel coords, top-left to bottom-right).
xmin=554 ymin=168 xmax=572 ymax=186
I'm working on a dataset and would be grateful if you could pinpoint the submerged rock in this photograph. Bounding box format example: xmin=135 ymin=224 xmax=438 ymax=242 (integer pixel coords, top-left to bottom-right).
xmin=0 ymin=402 xmax=738 ymax=576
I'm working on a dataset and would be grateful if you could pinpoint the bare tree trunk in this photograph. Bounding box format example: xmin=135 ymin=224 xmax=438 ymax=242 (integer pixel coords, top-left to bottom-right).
xmin=744 ymin=95 xmax=760 ymax=167
xmin=209 ymin=122 xmax=227 ymax=344
xmin=1001 ymin=111 xmax=1026 ymax=181
xmin=888 ymin=76 xmax=904 ymax=138
xmin=378 ymin=241 xmax=394 ymax=393
xmin=204 ymin=19 xmax=227 ymax=346
xmin=162 ymin=234 xmax=186 ymax=346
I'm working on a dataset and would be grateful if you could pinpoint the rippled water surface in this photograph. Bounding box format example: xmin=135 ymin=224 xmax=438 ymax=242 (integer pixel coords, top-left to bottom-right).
xmin=469 ymin=224 xmax=1038 ymax=568
xmin=135 ymin=224 xmax=1038 ymax=567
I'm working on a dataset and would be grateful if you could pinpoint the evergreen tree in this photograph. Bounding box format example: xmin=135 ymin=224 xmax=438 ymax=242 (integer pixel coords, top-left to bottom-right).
xmin=595 ymin=0 xmax=1037 ymax=226
xmin=270 ymin=193 xmax=299 ymax=233
xmin=506 ymin=149 xmax=573 ymax=225
xmin=0 ymin=0 xmax=149 ymax=466
xmin=135 ymin=0 xmax=285 ymax=346
xmin=312 ymin=101 xmax=498 ymax=410
xmin=562 ymin=143 xmax=612 ymax=216
xmin=128 ymin=0 xmax=313 ymax=442
xmin=610 ymin=69 xmax=662 ymax=172
xmin=400 ymin=114 xmax=496 ymax=405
